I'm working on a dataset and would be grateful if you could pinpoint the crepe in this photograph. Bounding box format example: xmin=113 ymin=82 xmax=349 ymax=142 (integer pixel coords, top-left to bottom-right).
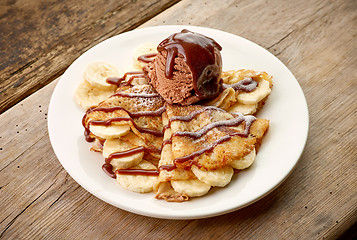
xmin=83 ymin=84 xmax=165 ymax=153
xmin=206 ymin=69 xmax=273 ymax=115
xmin=82 ymin=84 xmax=165 ymax=192
xmin=155 ymin=104 xmax=269 ymax=201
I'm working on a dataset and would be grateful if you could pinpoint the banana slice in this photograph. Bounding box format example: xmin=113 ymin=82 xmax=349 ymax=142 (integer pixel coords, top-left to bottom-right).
xmin=89 ymin=124 xmax=130 ymax=140
xmin=171 ymin=179 xmax=211 ymax=197
xmin=123 ymin=66 xmax=148 ymax=85
xmin=74 ymin=80 xmax=115 ymax=109
xmin=103 ymin=139 xmax=144 ymax=169
xmin=237 ymin=79 xmax=271 ymax=105
xmin=116 ymin=160 xmax=157 ymax=193
xmin=229 ymin=148 xmax=256 ymax=170
xmin=83 ymin=62 xmax=120 ymax=90
xmin=206 ymin=87 xmax=236 ymax=111
xmin=191 ymin=165 xmax=234 ymax=187
xmin=133 ymin=43 xmax=158 ymax=70
xmin=228 ymin=102 xmax=258 ymax=115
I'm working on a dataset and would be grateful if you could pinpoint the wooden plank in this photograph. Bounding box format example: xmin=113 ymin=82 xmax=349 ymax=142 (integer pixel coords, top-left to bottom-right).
xmin=0 ymin=0 xmax=356 ymax=239
xmin=0 ymin=0 xmax=181 ymax=114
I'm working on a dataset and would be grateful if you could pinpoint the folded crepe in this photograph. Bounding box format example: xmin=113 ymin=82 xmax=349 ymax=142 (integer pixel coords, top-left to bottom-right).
xmin=82 ymin=84 xmax=165 ymax=192
xmin=155 ymin=104 xmax=269 ymax=202
xmin=206 ymin=69 xmax=273 ymax=115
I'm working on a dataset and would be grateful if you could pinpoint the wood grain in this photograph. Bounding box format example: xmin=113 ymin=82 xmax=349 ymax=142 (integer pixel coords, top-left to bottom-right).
xmin=0 ymin=0 xmax=356 ymax=239
xmin=0 ymin=0 xmax=180 ymax=114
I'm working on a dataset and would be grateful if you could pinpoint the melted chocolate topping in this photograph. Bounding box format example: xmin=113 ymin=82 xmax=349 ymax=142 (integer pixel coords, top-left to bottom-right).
xmin=90 ymin=117 xmax=163 ymax=137
xmin=105 ymin=146 xmax=160 ymax=164
xmin=106 ymin=71 xmax=145 ymax=87
xmin=159 ymin=164 xmax=176 ymax=171
xmin=223 ymin=78 xmax=258 ymax=92
xmin=157 ymin=29 xmax=223 ymax=100
xmin=137 ymin=53 xmax=157 ymax=63
xmin=115 ymin=169 xmax=159 ymax=176
xmin=103 ymin=146 xmax=161 ymax=177
xmin=102 ymin=163 xmax=116 ymax=178
xmin=172 ymin=117 xmax=247 ymax=139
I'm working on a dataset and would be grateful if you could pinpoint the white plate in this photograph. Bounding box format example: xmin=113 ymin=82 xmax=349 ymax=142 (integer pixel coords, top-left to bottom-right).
xmin=48 ymin=25 xmax=309 ymax=219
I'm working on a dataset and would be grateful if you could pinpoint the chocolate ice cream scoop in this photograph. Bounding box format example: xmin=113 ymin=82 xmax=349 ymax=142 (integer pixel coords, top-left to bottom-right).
xmin=144 ymin=29 xmax=223 ymax=105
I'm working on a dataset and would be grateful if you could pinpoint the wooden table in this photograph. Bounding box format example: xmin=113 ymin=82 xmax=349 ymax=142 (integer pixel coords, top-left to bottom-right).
xmin=1 ymin=0 xmax=356 ymax=239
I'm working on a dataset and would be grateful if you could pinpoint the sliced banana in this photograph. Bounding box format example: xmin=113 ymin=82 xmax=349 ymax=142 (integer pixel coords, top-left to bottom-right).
xmin=228 ymin=101 xmax=258 ymax=115
xmin=206 ymin=87 xmax=236 ymax=111
xmin=133 ymin=43 xmax=158 ymax=70
xmin=103 ymin=139 xmax=144 ymax=169
xmin=123 ymin=66 xmax=148 ymax=85
xmin=74 ymin=80 xmax=115 ymax=109
xmin=116 ymin=160 xmax=157 ymax=193
xmin=89 ymin=124 xmax=130 ymax=140
xmin=171 ymin=179 xmax=211 ymax=197
xmin=229 ymin=148 xmax=256 ymax=170
xmin=237 ymin=79 xmax=271 ymax=105
xmin=83 ymin=62 xmax=120 ymax=90
xmin=191 ymin=165 xmax=234 ymax=187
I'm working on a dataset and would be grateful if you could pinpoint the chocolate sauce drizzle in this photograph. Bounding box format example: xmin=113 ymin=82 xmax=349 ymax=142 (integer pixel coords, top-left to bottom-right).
xmin=86 ymin=104 xmax=165 ymax=118
xmin=104 ymin=146 xmax=161 ymax=178
xmin=223 ymin=78 xmax=258 ymax=92
xmin=90 ymin=117 xmax=163 ymax=137
xmin=102 ymin=163 xmax=116 ymax=178
xmin=116 ymin=169 xmax=159 ymax=176
xmin=157 ymin=29 xmax=223 ymax=100
xmin=106 ymin=71 xmax=145 ymax=87
xmin=171 ymin=116 xmax=250 ymax=139
xmin=105 ymin=146 xmax=160 ymax=164
xmin=137 ymin=53 xmax=157 ymax=63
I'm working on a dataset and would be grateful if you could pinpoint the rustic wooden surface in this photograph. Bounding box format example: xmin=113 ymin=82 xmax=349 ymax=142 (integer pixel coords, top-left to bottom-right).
xmin=0 ymin=0 xmax=180 ymax=114
xmin=1 ymin=0 xmax=356 ymax=239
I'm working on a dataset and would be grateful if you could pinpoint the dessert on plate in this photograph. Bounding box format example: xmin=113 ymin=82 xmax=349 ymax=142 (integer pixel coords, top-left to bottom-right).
xmin=75 ymin=29 xmax=273 ymax=201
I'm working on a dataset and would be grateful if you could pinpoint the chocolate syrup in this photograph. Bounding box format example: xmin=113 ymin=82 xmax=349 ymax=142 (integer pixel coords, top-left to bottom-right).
xmin=106 ymin=71 xmax=145 ymax=87
xmin=157 ymin=29 xmax=223 ymax=100
xmin=116 ymin=169 xmax=159 ymax=176
xmin=172 ymin=117 xmax=247 ymax=139
xmin=167 ymin=106 xmax=225 ymax=125
xmin=137 ymin=53 xmax=157 ymax=63
xmin=161 ymin=139 xmax=172 ymax=147
xmin=104 ymin=146 xmax=160 ymax=177
xmin=90 ymin=117 xmax=163 ymax=137
xmin=159 ymin=164 xmax=176 ymax=171
xmin=84 ymin=128 xmax=95 ymax=142
xmin=223 ymin=78 xmax=258 ymax=92
xmin=87 ymin=105 xmax=166 ymax=118
xmin=102 ymin=163 xmax=116 ymax=178
xmin=105 ymin=146 xmax=160 ymax=163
